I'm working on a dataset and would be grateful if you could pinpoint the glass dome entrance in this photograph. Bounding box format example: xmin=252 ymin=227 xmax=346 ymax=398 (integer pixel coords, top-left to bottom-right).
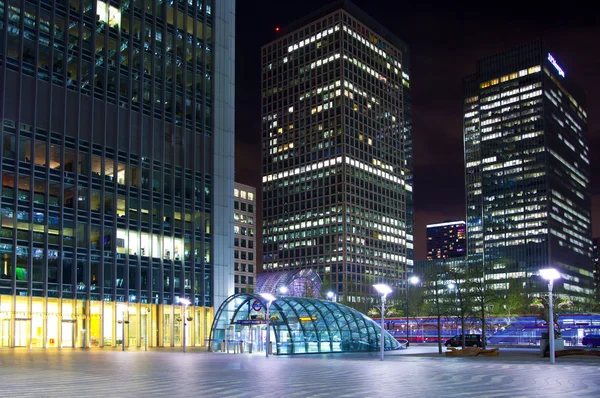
xmin=209 ymin=294 xmax=399 ymax=354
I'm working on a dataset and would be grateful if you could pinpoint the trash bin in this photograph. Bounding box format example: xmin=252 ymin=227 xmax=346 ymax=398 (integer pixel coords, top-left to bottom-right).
xmin=268 ymin=342 xmax=273 ymax=355
xmin=248 ymin=342 xmax=253 ymax=353
xmin=240 ymin=341 xmax=245 ymax=353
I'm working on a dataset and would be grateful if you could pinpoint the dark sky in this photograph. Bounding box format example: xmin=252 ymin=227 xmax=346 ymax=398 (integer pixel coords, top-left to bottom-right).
xmin=234 ymin=1 xmax=600 ymax=261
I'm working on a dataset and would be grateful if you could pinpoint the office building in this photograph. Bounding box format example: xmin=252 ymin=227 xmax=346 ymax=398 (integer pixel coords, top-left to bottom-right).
xmin=0 ymin=0 xmax=235 ymax=348
xmin=426 ymin=220 xmax=466 ymax=260
xmin=463 ymin=41 xmax=593 ymax=297
xmin=234 ymin=183 xmax=256 ymax=294
xmin=261 ymin=1 xmax=411 ymax=307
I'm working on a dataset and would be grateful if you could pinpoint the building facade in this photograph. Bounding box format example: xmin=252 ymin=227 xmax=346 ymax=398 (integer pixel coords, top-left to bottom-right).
xmin=261 ymin=1 xmax=411 ymax=307
xmin=233 ymin=183 xmax=256 ymax=294
xmin=426 ymin=220 xmax=466 ymax=260
xmin=463 ymin=41 xmax=593 ymax=297
xmin=0 ymin=0 xmax=235 ymax=349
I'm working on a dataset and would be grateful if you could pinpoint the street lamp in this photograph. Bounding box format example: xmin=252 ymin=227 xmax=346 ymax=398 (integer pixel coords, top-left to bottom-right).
xmin=179 ymin=298 xmax=191 ymax=353
xmin=373 ymin=283 xmax=392 ymax=361
xmin=540 ymin=268 xmax=560 ymax=365
xmin=326 ymin=291 xmax=336 ymax=302
xmin=259 ymin=292 xmax=276 ymax=358
xmin=406 ymin=276 xmax=419 ymax=347
xmin=447 ymin=283 xmax=459 ymax=335
xmin=117 ymin=304 xmax=129 ymax=352
xmin=279 ymin=286 xmax=289 ymax=295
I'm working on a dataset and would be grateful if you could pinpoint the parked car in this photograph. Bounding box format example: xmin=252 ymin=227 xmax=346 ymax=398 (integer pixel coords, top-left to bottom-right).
xmin=444 ymin=334 xmax=482 ymax=348
xmin=582 ymin=334 xmax=600 ymax=348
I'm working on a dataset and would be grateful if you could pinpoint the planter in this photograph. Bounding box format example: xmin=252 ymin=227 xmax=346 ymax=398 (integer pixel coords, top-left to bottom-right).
xmin=540 ymin=338 xmax=564 ymax=356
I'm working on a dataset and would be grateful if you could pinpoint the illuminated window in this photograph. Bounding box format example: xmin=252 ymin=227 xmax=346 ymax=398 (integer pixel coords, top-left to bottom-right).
xmin=96 ymin=1 xmax=121 ymax=28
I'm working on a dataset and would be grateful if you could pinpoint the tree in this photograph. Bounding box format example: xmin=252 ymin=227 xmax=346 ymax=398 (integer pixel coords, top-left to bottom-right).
xmin=445 ymin=264 xmax=473 ymax=348
xmin=419 ymin=265 xmax=453 ymax=354
xmin=466 ymin=260 xmax=500 ymax=349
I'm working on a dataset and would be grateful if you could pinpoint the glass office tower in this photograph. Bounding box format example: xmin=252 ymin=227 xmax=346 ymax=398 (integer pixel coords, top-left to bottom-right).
xmin=463 ymin=41 xmax=593 ymax=297
xmin=0 ymin=0 xmax=235 ymax=348
xmin=261 ymin=1 xmax=411 ymax=308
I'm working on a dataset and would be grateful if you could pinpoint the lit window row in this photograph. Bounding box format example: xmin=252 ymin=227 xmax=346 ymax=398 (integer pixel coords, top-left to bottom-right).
xmin=234 ymin=189 xmax=255 ymax=201
xmin=287 ymin=25 xmax=340 ymax=53
xmin=309 ymin=53 xmax=341 ymax=70
xmin=479 ymin=65 xmax=541 ymax=89
xmin=342 ymin=25 xmax=402 ymax=70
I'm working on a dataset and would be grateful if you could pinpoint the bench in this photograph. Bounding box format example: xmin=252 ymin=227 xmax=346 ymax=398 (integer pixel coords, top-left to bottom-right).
xmin=445 ymin=347 xmax=499 ymax=357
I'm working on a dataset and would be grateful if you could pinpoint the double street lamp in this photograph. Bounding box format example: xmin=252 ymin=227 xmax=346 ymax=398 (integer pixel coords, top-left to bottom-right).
xmin=178 ymin=298 xmax=191 ymax=353
xmin=406 ymin=276 xmax=419 ymax=346
xmin=540 ymin=268 xmax=560 ymax=365
xmin=373 ymin=283 xmax=392 ymax=361
xmin=259 ymin=292 xmax=276 ymax=358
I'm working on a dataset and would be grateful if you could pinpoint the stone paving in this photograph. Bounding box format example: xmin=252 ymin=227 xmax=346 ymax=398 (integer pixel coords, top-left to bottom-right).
xmin=1 ymin=346 xmax=599 ymax=397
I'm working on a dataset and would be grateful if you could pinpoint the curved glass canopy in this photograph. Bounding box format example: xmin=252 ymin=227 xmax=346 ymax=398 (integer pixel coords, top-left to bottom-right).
xmin=210 ymin=294 xmax=399 ymax=355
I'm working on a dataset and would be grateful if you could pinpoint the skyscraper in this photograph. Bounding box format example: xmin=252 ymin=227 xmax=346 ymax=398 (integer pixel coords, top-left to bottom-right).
xmin=426 ymin=220 xmax=466 ymax=260
xmin=0 ymin=0 xmax=235 ymax=349
xmin=261 ymin=1 xmax=411 ymax=307
xmin=463 ymin=41 xmax=593 ymax=297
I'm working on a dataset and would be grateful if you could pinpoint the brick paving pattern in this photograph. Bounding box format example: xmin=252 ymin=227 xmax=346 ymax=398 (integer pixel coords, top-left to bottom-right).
xmin=1 ymin=347 xmax=599 ymax=397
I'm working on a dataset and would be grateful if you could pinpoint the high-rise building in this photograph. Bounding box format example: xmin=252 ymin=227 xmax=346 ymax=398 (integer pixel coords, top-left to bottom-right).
xmin=234 ymin=183 xmax=256 ymax=294
xmin=0 ymin=0 xmax=235 ymax=349
xmin=463 ymin=40 xmax=593 ymax=297
xmin=261 ymin=1 xmax=411 ymax=307
xmin=426 ymin=221 xmax=466 ymax=260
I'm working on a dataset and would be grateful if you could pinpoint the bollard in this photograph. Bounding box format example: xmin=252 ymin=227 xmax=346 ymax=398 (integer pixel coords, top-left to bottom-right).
xmin=240 ymin=340 xmax=244 ymax=353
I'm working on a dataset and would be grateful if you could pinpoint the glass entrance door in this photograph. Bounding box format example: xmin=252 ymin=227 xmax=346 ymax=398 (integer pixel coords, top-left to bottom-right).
xmin=1 ymin=319 xmax=10 ymax=347
xmin=61 ymin=320 xmax=75 ymax=347
xmin=14 ymin=319 xmax=30 ymax=347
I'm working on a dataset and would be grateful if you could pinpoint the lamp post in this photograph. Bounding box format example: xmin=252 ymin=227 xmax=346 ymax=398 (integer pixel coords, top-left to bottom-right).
xmin=117 ymin=305 xmax=128 ymax=352
xmin=540 ymin=268 xmax=560 ymax=364
xmin=373 ymin=283 xmax=392 ymax=361
xmin=259 ymin=292 xmax=276 ymax=358
xmin=447 ymin=283 xmax=459 ymax=335
xmin=179 ymin=298 xmax=191 ymax=353
xmin=406 ymin=276 xmax=419 ymax=347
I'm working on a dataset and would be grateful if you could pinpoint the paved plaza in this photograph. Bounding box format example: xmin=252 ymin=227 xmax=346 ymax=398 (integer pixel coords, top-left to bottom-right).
xmin=1 ymin=346 xmax=599 ymax=397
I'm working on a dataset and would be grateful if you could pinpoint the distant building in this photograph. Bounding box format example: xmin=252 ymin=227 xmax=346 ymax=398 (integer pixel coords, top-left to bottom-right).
xmin=463 ymin=40 xmax=593 ymax=297
xmin=426 ymin=221 xmax=466 ymax=260
xmin=261 ymin=1 xmax=412 ymax=306
xmin=234 ymin=184 xmax=257 ymax=294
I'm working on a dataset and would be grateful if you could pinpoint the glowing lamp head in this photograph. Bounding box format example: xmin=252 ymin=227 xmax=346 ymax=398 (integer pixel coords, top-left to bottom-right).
xmin=260 ymin=292 xmax=276 ymax=303
xmin=409 ymin=276 xmax=420 ymax=285
xmin=373 ymin=284 xmax=392 ymax=297
xmin=178 ymin=298 xmax=191 ymax=306
xmin=539 ymin=268 xmax=560 ymax=281
xmin=275 ymin=26 xmax=280 ymax=32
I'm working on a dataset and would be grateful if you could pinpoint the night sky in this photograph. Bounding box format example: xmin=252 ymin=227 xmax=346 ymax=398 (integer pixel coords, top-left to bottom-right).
xmin=234 ymin=1 xmax=600 ymax=261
